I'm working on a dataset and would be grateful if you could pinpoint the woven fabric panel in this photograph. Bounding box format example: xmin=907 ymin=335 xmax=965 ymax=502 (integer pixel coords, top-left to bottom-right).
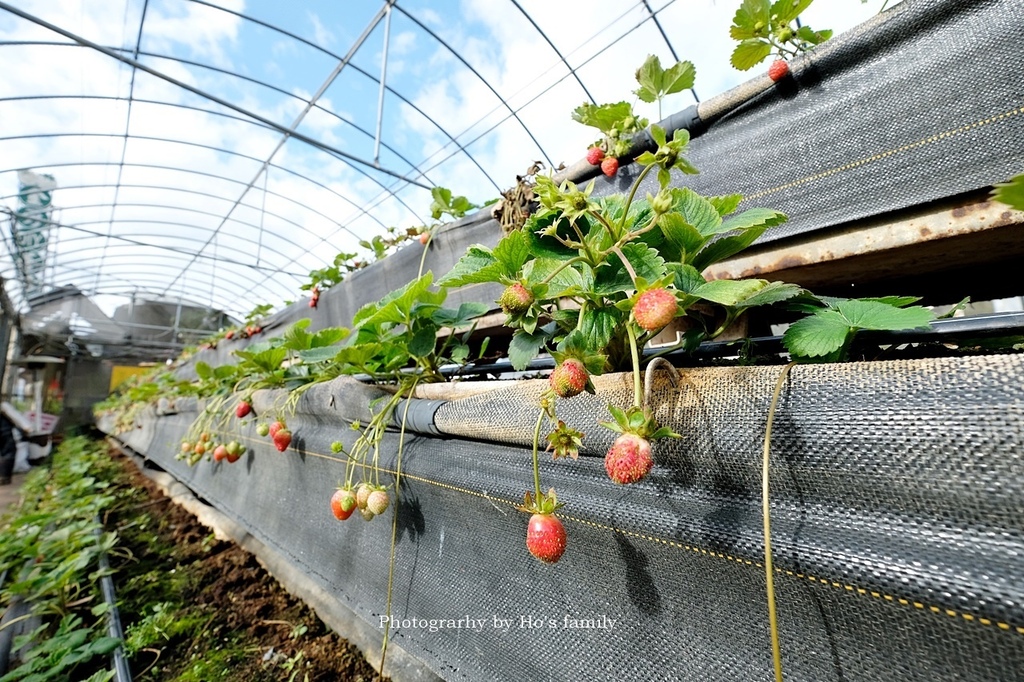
xmin=590 ymin=0 xmax=1024 ymax=244
xmin=106 ymin=353 xmax=1024 ymax=681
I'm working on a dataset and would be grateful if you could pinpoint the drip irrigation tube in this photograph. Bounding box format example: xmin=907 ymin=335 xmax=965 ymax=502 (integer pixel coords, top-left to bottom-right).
xmin=95 ymin=521 xmax=131 ymax=682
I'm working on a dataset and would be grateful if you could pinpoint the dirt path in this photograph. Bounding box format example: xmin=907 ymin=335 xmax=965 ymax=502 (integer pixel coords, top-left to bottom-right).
xmin=110 ymin=451 xmax=388 ymax=682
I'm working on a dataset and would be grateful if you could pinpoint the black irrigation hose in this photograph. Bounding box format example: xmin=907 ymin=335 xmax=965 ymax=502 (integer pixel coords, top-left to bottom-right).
xmin=95 ymin=521 xmax=132 ymax=682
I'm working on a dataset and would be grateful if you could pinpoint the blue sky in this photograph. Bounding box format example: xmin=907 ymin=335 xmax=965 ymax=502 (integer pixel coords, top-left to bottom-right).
xmin=0 ymin=0 xmax=894 ymax=318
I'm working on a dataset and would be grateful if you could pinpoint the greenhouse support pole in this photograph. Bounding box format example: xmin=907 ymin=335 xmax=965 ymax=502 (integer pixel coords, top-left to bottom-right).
xmin=374 ymin=2 xmax=394 ymax=164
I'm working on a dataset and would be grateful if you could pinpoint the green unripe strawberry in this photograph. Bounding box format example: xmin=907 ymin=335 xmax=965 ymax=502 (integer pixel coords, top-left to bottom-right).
xmin=355 ymin=483 xmax=373 ymax=510
xmin=256 ymin=423 xmax=270 ymax=437
xmin=498 ymin=283 xmax=533 ymax=315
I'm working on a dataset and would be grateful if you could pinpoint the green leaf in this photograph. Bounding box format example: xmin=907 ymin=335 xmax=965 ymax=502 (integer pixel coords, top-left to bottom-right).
xmin=524 ymin=212 xmax=579 ymax=260
xmin=730 ymin=0 xmax=771 ymax=39
xmin=833 ymin=300 xmax=934 ymax=331
xmin=658 ymin=213 xmax=706 ymax=262
xmin=993 ymin=174 xmax=1024 ymax=211
xmin=281 ymin=319 xmax=312 ymax=350
xmin=715 ymin=207 xmax=787 ymax=236
xmin=310 ymin=326 xmax=349 ymax=347
xmin=431 ymin=302 xmax=490 ymax=328
xmin=235 ymin=347 xmax=287 ymax=373
xmin=783 ymin=310 xmax=853 ymax=358
xmin=633 ymin=54 xmax=663 ymax=103
xmin=858 ymin=295 xmax=922 ymax=308
xmin=674 ymin=188 xmax=722 ymax=236
xmin=571 ymin=101 xmax=633 ymax=134
xmin=407 ymin=322 xmax=439 ymax=357
xmin=796 ymin=25 xmax=832 ymax=44
xmin=578 ymin=308 xmax=619 ymax=353
xmin=333 ymin=343 xmax=382 ymax=368
xmin=593 ymin=243 xmax=667 ymax=295
xmin=508 ymin=327 xmax=551 ymax=371
xmin=491 ymin=230 xmax=531 ymax=275
xmin=667 ymin=263 xmax=706 ymax=294
xmin=693 ymin=279 xmax=768 ymax=306
xmin=438 ymin=245 xmax=503 ymax=288
xmin=523 ymin=258 xmax=588 ymax=298
xmin=213 ymin=365 xmax=237 ymax=380
xmin=689 ymin=224 xmax=769 ymax=271
xmin=661 ymin=60 xmax=696 ymax=95
xmin=731 ymin=39 xmax=773 ymax=71
xmin=194 ymin=361 xmax=212 ymax=381
xmin=732 ymin=281 xmax=802 ymax=309
xmin=771 ymin=0 xmax=813 ymax=24
xmin=297 ymin=347 xmax=342 ymax=364
xmin=707 ymin=194 xmax=744 ymax=217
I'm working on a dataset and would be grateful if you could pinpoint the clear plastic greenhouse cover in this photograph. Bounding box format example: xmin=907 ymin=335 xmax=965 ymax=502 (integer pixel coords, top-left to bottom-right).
xmin=0 ymin=0 xmax=894 ymax=321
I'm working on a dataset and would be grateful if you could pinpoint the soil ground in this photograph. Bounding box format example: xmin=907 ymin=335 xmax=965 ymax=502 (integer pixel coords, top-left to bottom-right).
xmin=108 ymin=449 xmax=388 ymax=682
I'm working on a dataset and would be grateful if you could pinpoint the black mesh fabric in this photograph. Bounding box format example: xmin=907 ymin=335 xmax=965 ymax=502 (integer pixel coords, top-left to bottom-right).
xmin=103 ymin=353 xmax=1024 ymax=681
xmin=589 ymin=0 xmax=1024 ymax=245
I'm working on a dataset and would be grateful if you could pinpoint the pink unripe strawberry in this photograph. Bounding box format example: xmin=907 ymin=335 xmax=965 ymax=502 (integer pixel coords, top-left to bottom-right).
xmin=366 ymin=489 xmax=390 ymax=516
xmin=235 ymin=400 xmax=251 ymax=419
xmin=601 ymin=157 xmax=619 ymax=177
xmin=212 ymin=445 xmax=228 ymax=462
xmin=268 ymin=421 xmax=284 ymax=438
xmin=527 ymin=513 xmax=567 ymax=563
xmin=586 ymin=146 xmax=605 ymax=165
xmin=633 ymin=288 xmax=678 ymax=331
xmin=180 ymin=441 xmax=192 ymax=453
xmin=498 ymin=283 xmax=533 ymax=315
xmin=331 ymin=489 xmax=357 ymax=521
xmin=604 ymin=433 xmax=654 ymax=484
xmin=768 ymin=59 xmax=789 ymax=82
xmin=549 ymin=358 xmax=588 ymax=398
xmin=272 ymin=428 xmax=292 ymax=452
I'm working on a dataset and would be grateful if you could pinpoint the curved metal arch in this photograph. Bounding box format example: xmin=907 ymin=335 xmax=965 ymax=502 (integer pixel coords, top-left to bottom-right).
xmin=391 ymin=3 xmax=553 ymax=168
xmin=45 ymin=201 xmax=321 ymax=254
xmin=42 ymin=258 xmax=287 ymax=303
xmin=0 ymin=158 xmax=379 ymax=247
xmin=0 ymin=180 xmax=364 ymax=248
xmin=38 ymin=274 xmax=257 ymax=315
xmin=27 ymin=218 xmax=315 ymax=278
xmin=0 ymin=12 xmax=431 ymax=190
xmin=0 ymin=85 xmax=416 ymax=233
xmin=507 ymin=0 xmax=595 ymax=105
xmin=183 ymin=0 xmax=503 ymax=194
xmin=397 ymin=0 xmax=684 ymax=182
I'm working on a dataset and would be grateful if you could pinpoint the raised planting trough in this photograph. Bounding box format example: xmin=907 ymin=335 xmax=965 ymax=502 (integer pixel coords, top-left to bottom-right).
xmin=101 ymin=352 xmax=1024 ymax=681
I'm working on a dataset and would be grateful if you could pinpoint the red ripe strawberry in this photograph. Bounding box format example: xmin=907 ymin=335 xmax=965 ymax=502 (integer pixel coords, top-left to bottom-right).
xmin=633 ymin=288 xmax=678 ymax=332
xmin=256 ymin=422 xmax=270 ymax=437
xmin=526 ymin=513 xmax=566 ymax=563
xmin=212 ymin=444 xmax=228 ymax=462
xmin=586 ymin=146 xmax=605 ymax=165
xmin=498 ymin=283 xmax=533 ymax=315
xmin=604 ymin=433 xmax=654 ymax=484
xmin=330 ymin=489 xmax=357 ymax=521
xmin=268 ymin=421 xmax=284 ymax=438
xmin=355 ymin=483 xmax=373 ymax=510
xmin=768 ymin=59 xmax=789 ymax=82
xmin=601 ymin=157 xmax=619 ymax=177
xmin=273 ymin=428 xmax=292 ymax=452
xmin=225 ymin=330 xmax=235 ymax=340
xmin=366 ymin=489 xmax=390 ymax=516
xmin=549 ymin=358 xmax=588 ymax=398
xmin=235 ymin=400 xmax=252 ymax=419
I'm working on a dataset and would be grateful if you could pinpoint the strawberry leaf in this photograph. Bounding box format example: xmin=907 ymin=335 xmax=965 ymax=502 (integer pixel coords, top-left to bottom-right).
xmin=993 ymin=173 xmax=1024 ymax=211
xmin=661 ymin=60 xmax=696 ymax=96
xmin=431 ymin=302 xmax=490 ymax=328
xmin=658 ymin=213 xmax=706 ymax=262
xmin=508 ymin=327 xmax=551 ymax=371
xmin=771 ymin=0 xmax=813 ymax=24
xmin=692 ymin=279 xmax=769 ymax=306
xmin=730 ymin=0 xmax=771 ymax=40
xmin=707 ymin=194 xmax=744 ymax=217
xmin=578 ymin=308 xmax=618 ymax=355
xmin=571 ymin=102 xmax=633 ymax=134
xmin=674 ymin=188 xmax=722 ymax=237
xmin=593 ymin=243 xmax=666 ymax=295
xmin=782 ymin=310 xmax=852 ymax=358
xmin=310 ymin=326 xmax=350 ymax=348
xmin=731 ymin=39 xmax=773 ymax=71
xmin=796 ymin=25 xmax=832 ymax=45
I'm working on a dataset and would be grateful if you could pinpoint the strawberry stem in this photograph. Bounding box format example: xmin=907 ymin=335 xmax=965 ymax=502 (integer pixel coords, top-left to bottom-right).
xmin=618 ymin=163 xmax=655 ymax=233
xmin=762 ymin=361 xmax=797 ymax=682
xmin=626 ymin=324 xmax=643 ymax=408
xmin=531 ymin=407 xmax=545 ymax=500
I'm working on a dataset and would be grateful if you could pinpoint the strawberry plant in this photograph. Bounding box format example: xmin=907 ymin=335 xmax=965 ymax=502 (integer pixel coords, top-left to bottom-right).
xmin=729 ymin=0 xmax=832 ymax=71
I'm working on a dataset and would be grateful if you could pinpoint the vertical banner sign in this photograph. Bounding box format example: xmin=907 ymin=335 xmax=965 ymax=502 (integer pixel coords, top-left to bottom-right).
xmin=14 ymin=169 xmax=57 ymax=298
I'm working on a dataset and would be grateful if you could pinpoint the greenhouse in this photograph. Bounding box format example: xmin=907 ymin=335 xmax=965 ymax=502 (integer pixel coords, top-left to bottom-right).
xmin=1 ymin=0 xmax=1023 ymax=680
